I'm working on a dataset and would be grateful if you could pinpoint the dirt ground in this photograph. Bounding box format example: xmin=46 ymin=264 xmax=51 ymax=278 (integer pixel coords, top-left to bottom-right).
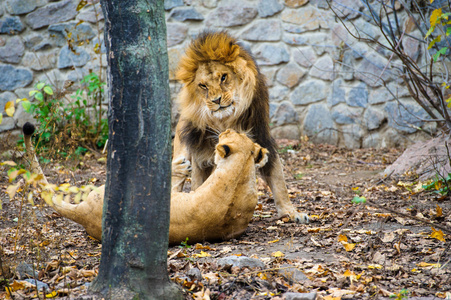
xmin=0 ymin=137 xmax=450 ymax=299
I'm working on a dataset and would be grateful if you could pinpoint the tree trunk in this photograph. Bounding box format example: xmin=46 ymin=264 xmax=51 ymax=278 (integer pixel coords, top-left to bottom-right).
xmin=89 ymin=1 xmax=183 ymax=299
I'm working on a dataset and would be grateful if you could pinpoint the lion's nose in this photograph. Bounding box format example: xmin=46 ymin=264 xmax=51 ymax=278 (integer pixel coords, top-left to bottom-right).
xmin=212 ymin=96 xmax=221 ymax=105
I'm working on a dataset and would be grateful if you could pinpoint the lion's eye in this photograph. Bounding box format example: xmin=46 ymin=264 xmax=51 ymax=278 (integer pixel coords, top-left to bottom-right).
xmin=221 ymin=74 xmax=227 ymax=83
xmin=199 ymin=83 xmax=207 ymax=90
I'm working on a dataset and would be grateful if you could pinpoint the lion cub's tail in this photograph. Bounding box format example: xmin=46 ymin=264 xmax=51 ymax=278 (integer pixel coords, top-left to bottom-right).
xmin=23 ymin=122 xmax=49 ymax=185
xmin=23 ymin=123 xmax=83 ymax=219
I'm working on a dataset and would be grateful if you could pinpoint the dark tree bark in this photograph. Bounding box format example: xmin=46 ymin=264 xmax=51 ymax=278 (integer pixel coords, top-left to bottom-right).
xmin=89 ymin=1 xmax=183 ymax=299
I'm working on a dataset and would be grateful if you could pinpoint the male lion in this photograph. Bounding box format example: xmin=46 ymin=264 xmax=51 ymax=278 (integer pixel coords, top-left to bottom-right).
xmin=23 ymin=123 xmax=268 ymax=244
xmin=172 ymin=31 xmax=308 ymax=223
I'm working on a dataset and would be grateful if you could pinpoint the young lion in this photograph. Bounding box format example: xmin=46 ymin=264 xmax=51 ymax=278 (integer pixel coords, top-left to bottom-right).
xmin=23 ymin=123 xmax=268 ymax=244
xmin=173 ymin=31 xmax=309 ymax=223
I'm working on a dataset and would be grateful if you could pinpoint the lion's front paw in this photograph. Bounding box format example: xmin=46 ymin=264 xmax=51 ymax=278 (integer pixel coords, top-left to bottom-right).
xmin=294 ymin=212 xmax=309 ymax=224
xmin=172 ymin=156 xmax=192 ymax=178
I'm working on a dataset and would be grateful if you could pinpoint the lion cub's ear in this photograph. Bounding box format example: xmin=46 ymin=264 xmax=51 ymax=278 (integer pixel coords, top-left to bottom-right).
xmin=216 ymin=144 xmax=231 ymax=158
xmin=253 ymin=145 xmax=269 ymax=168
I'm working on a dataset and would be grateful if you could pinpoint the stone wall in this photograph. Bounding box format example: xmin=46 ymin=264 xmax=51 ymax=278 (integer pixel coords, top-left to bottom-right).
xmin=0 ymin=0 xmax=437 ymax=148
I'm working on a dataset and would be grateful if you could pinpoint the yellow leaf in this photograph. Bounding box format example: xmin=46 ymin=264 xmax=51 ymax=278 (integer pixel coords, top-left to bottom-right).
xmin=417 ymin=262 xmax=441 ymax=268
xmin=338 ymin=234 xmax=348 ymax=243
xmin=258 ymin=272 xmax=268 ymax=280
xmin=343 ymin=243 xmax=356 ymax=252
xmin=430 ymin=8 xmax=442 ymax=27
xmin=272 ymin=251 xmax=285 ymax=257
xmin=6 ymin=184 xmax=20 ymax=199
xmin=68 ymin=186 xmax=79 ymax=193
xmin=430 ymin=0 xmax=434 ymax=4
xmin=41 ymin=191 xmax=54 ymax=206
xmin=268 ymin=239 xmax=279 ymax=244
xmin=430 ymin=227 xmax=446 ymax=242
xmin=1 ymin=161 xmax=17 ymax=166
xmin=39 ymin=240 xmax=50 ymax=247
xmin=44 ymin=291 xmax=58 ymax=298
xmin=5 ymin=101 xmax=15 ymax=117
xmin=367 ymin=264 xmax=383 ymax=269
xmin=193 ymin=251 xmax=211 ymax=258
xmin=436 ymin=205 xmax=443 ymax=217
xmin=343 ymin=269 xmax=355 ymax=277
xmin=10 ymin=280 xmax=26 ymax=291
xmin=0 ymin=113 xmax=2 ymax=124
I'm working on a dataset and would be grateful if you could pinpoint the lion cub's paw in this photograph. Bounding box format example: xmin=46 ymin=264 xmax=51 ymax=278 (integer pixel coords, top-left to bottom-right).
xmin=294 ymin=212 xmax=309 ymax=224
xmin=172 ymin=156 xmax=192 ymax=178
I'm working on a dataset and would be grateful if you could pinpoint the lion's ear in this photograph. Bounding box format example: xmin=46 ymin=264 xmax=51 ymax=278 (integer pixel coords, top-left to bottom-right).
xmin=254 ymin=145 xmax=269 ymax=169
xmin=216 ymin=144 xmax=231 ymax=158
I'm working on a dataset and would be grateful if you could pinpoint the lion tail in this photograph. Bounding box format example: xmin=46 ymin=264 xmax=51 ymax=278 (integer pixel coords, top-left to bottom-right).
xmin=23 ymin=122 xmax=49 ymax=186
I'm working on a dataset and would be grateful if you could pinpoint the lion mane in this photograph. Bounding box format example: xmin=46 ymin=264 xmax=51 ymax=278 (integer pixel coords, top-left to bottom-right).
xmin=175 ymin=31 xmax=277 ymax=176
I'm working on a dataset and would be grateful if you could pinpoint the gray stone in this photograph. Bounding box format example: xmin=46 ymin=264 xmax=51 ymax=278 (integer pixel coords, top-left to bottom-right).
xmin=58 ymin=46 xmax=90 ymax=69
xmin=269 ymin=85 xmax=290 ymax=103
xmin=241 ymin=20 xmax=282 ymax=41
xmin=369 ymin=87 xmax=393 ymax=105
xmin=402 ymin=36 xmax=420 ymax=62
xmin=327 ymin=79 xmax=346 ymax=107
xmin=254 ymin=44 xmax=289 ymax=66
xmin=347 ymin=82 xmax=368 ymax=108
xmin=309 ymin=0 xmax=328 ymax=8
xmin=283 ymin=33 xmax=307 ymax=45
xmin=271 ymin=124 xmax=300 ymax=140
xmin=293 ymin=47 xmax=316 ymax=68
xmin=284 ymin=0 xmax=309 ymax=8
xmin=278 ymin=264 xmax=308 ymax=283
xmin=187 ymin=268 xmax=202 ymax=281
xmin=16 ymin=262 xmax=38 ymax=279
xmin=0 ymin=36 xmax=24 ymax=63
xmin=0 ymin=65 xmax=33 ymax=91
xmin=303 ymin=103 xmax=338 ymax=145
xmin=362 ymin=132 xmax=381 ymax=148
xmin=273 ymin=101 xmax=297 ymax=125
xmin=168 ymin=47 xmax=183 ymax=80
xmin=218 ymin=256 xmax=265 ymax=269
xmin=331 ymin=104 xmax=362 ymax=124
xmin=284 ymin=292 xmax=317 ymax=300
xmin=14 ymin=102 xmax=35 ymax=128
xmin=206 ymin=2 xmax=257 ymax=27
xmin=341 ymin=50 xmax=354 ymax=80
xmin=304 ymin=33 xmax=331 ymax=56
xmin=258 ymin=0 xmax=283 ymax=18
xmin=363 ymin=107 xmax=385 ymax=130
xmin=281 ymin=7 xmax=326 ymax=32
xmin=309 ymin=55 xmax=335 ymax=81
xmin=0 ymin=117 xmax=15 ymax=131
xmin=261 ymin=67 xmax=276 ymax=86
xmin=202 ymin=0 xmax=218 ymax=8
xmin=330 ymin=0 xmax=364 ymax=19
xmin=164 ymin=0 xmax=184 ymax=10
xmin=0 ymin=92 xmax=16 ymax=112
xmin=168 ymin=7 xmax=204 ymax=21
xmin=350 ymin=42 xmax=369 ymax=59
xmin=331 ymin=23 xmax=352 ymax=47
xmin=77 ymin=3 xmax=104 ymax=24
xmin=269 ymin=102 xmax=278 ymax=119
xmin=276 ymin=63 xmax=305 ymax=88
xmin=6 ymin=0 xmax=37 ymax=15
xmin=49 ymin=21 xmax=96 ymax=46
xmin=385 ymin=101 xmax=429 ymax=133
xmin=167 ymin=23 xmax=188 ymax=47
xmin=24 ymin=34 xmax=52 ymax=51
xmin=25 ymin=0 xmax=78 ymax=30
xmin=0 ymin=16 xmax=24 ymax=34
xmin=291 ymin=80 xmax=326 ymax=106
xmin=92 ymin=36 xmax=106 ymax=53
xmin=341 ymin=124 xmax=364 ymax=148
xmin=23 ymin=279 xmax=48 ymax=291
xmin=37 ymin=69 xmax=66 ymax=91
xmin=22 ymin=50 xmax=58 ymax=71
xmin=355 ymin=52 xmax=393 ymax=87
xmin=354 ymin=18 xmax=381 ymax=40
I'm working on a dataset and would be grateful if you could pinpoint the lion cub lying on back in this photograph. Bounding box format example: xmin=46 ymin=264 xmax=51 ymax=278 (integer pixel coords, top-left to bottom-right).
xmin=23 ymin=123 xmax=268 ymax=245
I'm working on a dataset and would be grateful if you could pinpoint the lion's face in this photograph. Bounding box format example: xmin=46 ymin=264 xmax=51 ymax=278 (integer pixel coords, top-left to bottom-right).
xmin=193 ymin=61 xmax=239 ymax=119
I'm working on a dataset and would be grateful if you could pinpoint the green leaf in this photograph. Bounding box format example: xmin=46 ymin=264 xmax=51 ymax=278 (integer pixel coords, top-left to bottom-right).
xmin=425 ymin=25 xmax=436 ymax=39
xmin=21 ymin=100 xmax=32 ymax=113
xmin=35 ymin=92 xmax=44 ymax=101
xmin=0 ymin=114 xmax=2 ymax=124
xmin=447 ymin=27 xmax=451 ymax=36
xmin=352 ymin=196 xmax=367 ymax=204
xmin=428 ymin=36 xmax=441 ymax=49
xmin=43 ymin=85 xmax=54 ymax=95
xmin=433 ymin=47 xmax=447 ymax=61
xmin=29 ymin=90 xmax=38 ymax=97
xmin=36 ymin=82 xmax=45 ymax=90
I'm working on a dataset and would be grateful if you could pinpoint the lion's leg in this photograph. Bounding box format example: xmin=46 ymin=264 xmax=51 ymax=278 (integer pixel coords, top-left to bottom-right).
xmin=263 ymin=154 xmax=309 ymax=224
xmin=172 ymin=155 xmax=191 ymax=192
xmin=191 ymin=163 xmax=213 ymax=191
xmin=172 ymin=122 xmax=190 ymax=192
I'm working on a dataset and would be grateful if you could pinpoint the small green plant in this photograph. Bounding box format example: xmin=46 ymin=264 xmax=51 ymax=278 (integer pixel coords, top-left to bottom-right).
xmin=422 ymin=174 xmax=451 ymax=196
xmin=179 ymin=237 xmax=191 ymax=249
xmin=278 ymin=145 xmax=294 ymax=154
xmin=389 ymin=288 xmax=409 ymax=300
